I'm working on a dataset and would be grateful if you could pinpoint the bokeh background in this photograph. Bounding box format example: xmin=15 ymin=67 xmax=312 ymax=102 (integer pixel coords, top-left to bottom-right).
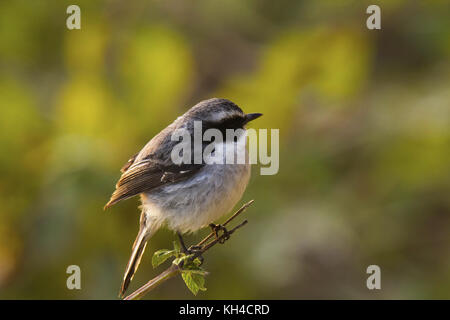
xmin=0 ymin=0 xmax=449 ymax=299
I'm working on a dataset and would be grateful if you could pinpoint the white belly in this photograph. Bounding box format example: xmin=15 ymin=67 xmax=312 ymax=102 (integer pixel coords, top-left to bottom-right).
xmin=141 ymin=162 xmax=250 ymax=233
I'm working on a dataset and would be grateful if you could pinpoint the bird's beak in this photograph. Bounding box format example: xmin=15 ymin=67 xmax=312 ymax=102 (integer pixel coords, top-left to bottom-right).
xmin=244 ymin=113 xmax=263 ymax=124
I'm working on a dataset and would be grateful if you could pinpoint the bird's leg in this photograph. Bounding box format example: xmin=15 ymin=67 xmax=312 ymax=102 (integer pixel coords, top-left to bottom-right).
xmin=176 ymin=232 xmax=204 ymax=266
xmin=190 ymin=250 xmax=204 ymax=266
xmin=177 ymin=232 xmax=189 ymax=254
xmin=209 ymin=223 xmax=230 ymax=244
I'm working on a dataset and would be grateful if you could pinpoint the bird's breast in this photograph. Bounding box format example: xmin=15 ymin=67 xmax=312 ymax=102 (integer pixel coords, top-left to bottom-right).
xmin=141 ymin=161 xmax=250 ymax=233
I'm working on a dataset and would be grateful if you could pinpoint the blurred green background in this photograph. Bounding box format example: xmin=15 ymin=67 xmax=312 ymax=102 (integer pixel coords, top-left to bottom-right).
xmin=0 ymin=0 xmax=449 ymax=299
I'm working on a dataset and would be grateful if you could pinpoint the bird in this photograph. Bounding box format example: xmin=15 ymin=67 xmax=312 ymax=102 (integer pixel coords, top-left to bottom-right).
xmin=104 ymin=98 xmax=262 ymax=297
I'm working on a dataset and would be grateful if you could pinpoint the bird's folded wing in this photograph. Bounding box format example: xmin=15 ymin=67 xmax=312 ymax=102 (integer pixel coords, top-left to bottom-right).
xmin=104 ymin=159 xmax=202 ymax=209
xmin=120 ymin=153 xmax=138 ymax=173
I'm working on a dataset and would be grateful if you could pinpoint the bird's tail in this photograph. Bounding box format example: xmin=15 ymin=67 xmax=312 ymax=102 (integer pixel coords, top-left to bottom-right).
xmin=119 ymin=216 xmax=159 ymax=298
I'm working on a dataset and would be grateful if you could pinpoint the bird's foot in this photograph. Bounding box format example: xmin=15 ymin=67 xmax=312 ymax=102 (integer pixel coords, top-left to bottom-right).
xmin=177 ymin=233 xmax=204 ymax=265
xmin=187 ymin=246 xmax=204 ymax=266
xmin=177 ymin=232 xmax=191 ymax=254
xmin=209 ymin=223 xmax=230 ymax=244
xmin=187 ymin=245 xmax=203 ymax=252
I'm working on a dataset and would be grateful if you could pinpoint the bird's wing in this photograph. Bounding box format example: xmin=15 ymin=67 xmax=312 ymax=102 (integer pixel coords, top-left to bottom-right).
xmin=120 ymin=153 xmax=138 ymax=173
xmin=104 ymin=158 xmax=202 ymax=209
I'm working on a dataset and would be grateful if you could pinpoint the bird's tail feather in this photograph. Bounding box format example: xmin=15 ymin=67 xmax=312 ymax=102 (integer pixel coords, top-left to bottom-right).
xmin=119 ymin=220 xmax=158 ymax=298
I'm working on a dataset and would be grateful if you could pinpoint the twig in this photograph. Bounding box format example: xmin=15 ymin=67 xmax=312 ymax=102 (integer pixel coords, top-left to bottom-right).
xmin=195 ymin=199 xmax=254 ymax=248
xmin=123 ymin=200 xmax=254 ymax=300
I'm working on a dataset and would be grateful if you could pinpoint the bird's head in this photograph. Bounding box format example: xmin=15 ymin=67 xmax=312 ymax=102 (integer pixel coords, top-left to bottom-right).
xmin=184 ymin=98 xmax=262 ymax=132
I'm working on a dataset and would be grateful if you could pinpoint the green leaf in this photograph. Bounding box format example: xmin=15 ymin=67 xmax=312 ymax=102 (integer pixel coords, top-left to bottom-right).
xmin=181 ymin=271 xmax=207 ymax=295
xmin=173 ymin=240 xmax=181 ymax=254
xmin=193 ymin=258 xmax=203 ymax=267
xmin=192 ymin=273 xmax=207 ymax=291
xmin=172 ymin=254 xmax=192 ymax=266
xmin=152 ymin=249 xmax=174 ymax=268
xmin=188 ymin=269 xmax=208 ymax=276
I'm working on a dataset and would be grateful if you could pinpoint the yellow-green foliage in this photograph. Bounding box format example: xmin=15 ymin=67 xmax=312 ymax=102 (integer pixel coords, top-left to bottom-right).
xmin=0 ymin=0 xmax=449 ymax=299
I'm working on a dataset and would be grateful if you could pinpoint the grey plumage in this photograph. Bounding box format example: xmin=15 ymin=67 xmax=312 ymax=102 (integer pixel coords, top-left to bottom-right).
xmin=105 ymin=98 xmax=261 ymax=297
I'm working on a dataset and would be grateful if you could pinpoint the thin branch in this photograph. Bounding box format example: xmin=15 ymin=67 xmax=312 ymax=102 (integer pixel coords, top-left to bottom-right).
xmin=195 ymin=199 xmax=254 ymax=248
xmin=123 ymin=200 xmax=255 ymax=300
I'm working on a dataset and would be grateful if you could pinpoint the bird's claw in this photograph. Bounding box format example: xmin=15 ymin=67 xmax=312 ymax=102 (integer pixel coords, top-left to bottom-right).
xmin=185 ymin=245 xmax=204 ymax=266
xmin=209 ymin=223 xmax=230 ymax=244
